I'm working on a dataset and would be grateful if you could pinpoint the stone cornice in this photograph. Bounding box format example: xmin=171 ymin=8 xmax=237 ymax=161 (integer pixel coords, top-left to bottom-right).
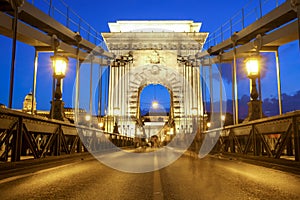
xmin=102 ymin=32 xmax=208 ymax=51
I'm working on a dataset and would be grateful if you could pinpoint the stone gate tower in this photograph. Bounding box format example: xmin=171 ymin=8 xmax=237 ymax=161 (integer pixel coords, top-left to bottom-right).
xmin=102 ymin=20 xmax=208 ymax=136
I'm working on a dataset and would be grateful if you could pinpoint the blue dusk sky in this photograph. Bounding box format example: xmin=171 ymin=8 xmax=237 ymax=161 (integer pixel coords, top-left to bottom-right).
xmin=0 ymin=0 xmax=299 ymax=115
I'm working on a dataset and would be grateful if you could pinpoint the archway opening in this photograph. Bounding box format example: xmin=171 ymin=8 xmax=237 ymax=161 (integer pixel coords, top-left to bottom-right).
xmin=140 ymin=84 xmax=170 ymax=117
xmin=138 ymin=84 xmax=173 ymax=148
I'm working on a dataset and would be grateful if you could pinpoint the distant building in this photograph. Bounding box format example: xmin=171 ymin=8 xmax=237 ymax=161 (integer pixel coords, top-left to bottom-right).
xmin=18 ymin=92 xmax=93 ymax=125
xmin=142 ymin=112 xmax=169 ymax=138
xmin=22 ymin=92 xmax=36 ymax=114
xmin=0 ymin=93 xmax=115 ymax=129
xmin=142 ymin=112 xmax=169 ymax=122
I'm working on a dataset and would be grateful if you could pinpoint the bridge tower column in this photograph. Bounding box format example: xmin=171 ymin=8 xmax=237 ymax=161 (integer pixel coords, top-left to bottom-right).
xmin=108 ymin=61 xmax=116 ymax=133
xmin=231 ymin=33 xmax=239 ymax=125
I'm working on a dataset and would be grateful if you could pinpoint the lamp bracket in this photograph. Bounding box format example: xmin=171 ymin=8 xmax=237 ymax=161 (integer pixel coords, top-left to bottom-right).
xmin=217 ymin=51 xmax=223 ymax=63
xmin=231 ymin=32 xmax=239 ymax=45
xmin=74 ymin=32 xmax=82 ymax=43
xmin=253 ymin=34 xmax=263 ymax=53
xmin=51 ymin=35 xmax=60 ymax=53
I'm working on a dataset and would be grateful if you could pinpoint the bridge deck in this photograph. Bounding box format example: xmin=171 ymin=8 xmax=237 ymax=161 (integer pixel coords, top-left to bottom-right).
xmin=1 ymin=152 xmax=300 ymax=199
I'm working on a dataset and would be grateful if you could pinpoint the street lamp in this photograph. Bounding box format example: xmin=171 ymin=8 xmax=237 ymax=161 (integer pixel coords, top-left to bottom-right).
xmin=246 ymin=56 xmax=259 ymax=100
xmin=50 ymin=55 xmax=68 ymax=120
xmin=98 ymin=122 xmax=104 ymax=130
xmin=244 ymin=56 xmax=262 ymax=121
xmin=85 ymin=114 xmax=91 ymax=122
xmin=84 ymin=114 xmax=92 ymax=127
xmin=207 ymin=122 xmax=211 ymax=129
xmin=221 ymin=115 xmax=226 ymax=121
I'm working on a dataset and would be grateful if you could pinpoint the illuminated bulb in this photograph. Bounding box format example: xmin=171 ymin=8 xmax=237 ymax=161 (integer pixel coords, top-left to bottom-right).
xmin=98 ymin=122 xmax=104 ymax=128
xmin=152 ymin=101 xmax=159 ymax=109
xmin=221 ymin=115 xmax=226 ymax=121
xmin=245 ymin=57 xmax=259 ymax=77
xmin=51 ymin=55 xmax=68 ymax=78
xmin=207 ymin=122 xmax=211 ymax=128
xmin=85 ymin=114 xmax=91 ymax=121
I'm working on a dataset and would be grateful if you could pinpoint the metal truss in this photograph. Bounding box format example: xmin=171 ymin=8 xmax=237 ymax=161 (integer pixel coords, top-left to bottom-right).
xmin=0 ymin=108 xmax=134 ymax=162
xmin=203 ymin=111 xmax=300 ymax=161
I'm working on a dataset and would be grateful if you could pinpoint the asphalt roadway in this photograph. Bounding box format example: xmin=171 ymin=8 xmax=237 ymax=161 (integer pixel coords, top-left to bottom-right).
xmin=0 ymin=150 xmax=300 ymax=200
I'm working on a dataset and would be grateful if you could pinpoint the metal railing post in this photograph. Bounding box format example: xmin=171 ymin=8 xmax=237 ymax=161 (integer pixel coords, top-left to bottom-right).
xmin=230 ymin=18 xmax=233 ymax=35
xmin=48 ymin=0 xmax=53 ymax=16
xmin=66 ymin=7 xmax=70 ymax=28
xmin=11 ymin=117 xmax=23 ymax=162
xmin=242 ymin=8 xmax=245 ymax=29
xmin=259 ymin=0 xmax=263 ymax=18
xmin=221 ymin=25 xmax=223 ymax=42
xmin=293 ymin=116 xmax=300 ymax=161
xmin=78 ymin=19 xmax=82 ymax=34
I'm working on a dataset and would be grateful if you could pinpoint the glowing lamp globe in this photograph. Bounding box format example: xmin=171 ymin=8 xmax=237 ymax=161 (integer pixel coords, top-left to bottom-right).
xmin=207 ymin=122 xmax=211 ymax=128
xmin=221 ymin=115 xmax=226 ymax=121
xmin=245 ymin=57 xmax=259 ymax=78
xmin=98 ymin=122 xmax=104 ymax=128
xmin=85 ymin=114 xmax=91 ymax=121
xmin=51 ymin=55 xmax=68 ymax=78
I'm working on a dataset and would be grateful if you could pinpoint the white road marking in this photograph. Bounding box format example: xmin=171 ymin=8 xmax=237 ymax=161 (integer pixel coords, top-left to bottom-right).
xmin=153 ymin=155 xmax=163 ymax=200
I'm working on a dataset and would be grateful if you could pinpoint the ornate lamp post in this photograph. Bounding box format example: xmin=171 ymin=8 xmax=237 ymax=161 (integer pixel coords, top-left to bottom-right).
xmin=244 ymin=56 xmax=262 ymax=121
xmin=50 ymin=55 xmax=68 ymax=121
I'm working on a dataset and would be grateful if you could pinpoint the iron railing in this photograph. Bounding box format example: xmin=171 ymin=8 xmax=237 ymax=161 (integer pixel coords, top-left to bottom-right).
xmin=203 ymin=0 xmax=286 ymax=49
xmin=201 ymin=110 xmax=300 ymax=162
xmin=28 ymin=0 xmax=105 ymax=48
xmin=0 ymin=108 xmax=133 ymax=162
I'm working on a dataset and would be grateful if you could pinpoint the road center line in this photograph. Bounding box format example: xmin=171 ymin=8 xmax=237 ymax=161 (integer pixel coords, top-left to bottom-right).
xmin=153 ymin=155 xmax=163 ymax=200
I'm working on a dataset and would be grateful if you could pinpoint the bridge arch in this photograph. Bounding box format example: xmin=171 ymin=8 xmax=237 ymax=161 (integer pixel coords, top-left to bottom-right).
xmin=109 ymin=61 xmax=201 ymax=137
xmin=138 ymin=83 xmax=172 ymax=120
